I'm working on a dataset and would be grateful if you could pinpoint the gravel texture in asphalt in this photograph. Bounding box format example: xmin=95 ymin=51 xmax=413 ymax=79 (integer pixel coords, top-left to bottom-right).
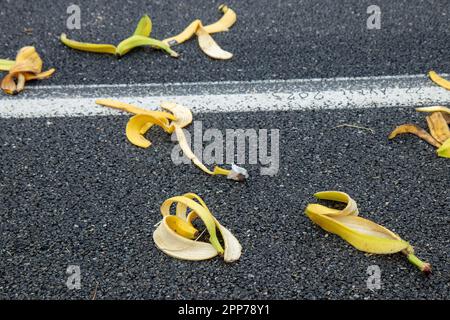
xmin=0 ymin=109 xmax=449 ymax=299
xmin=0 ymin=0 xmax=449 ymax=300
xmin=0 ymin=0 xmax=449 ymax=84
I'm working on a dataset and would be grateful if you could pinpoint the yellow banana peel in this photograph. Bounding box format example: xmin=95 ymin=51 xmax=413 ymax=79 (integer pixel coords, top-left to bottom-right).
xmin=196 ymin=22 xmax=233 ymax=60
xmin=0 ymin=47 xmax=55 ymax=95
xmin=61 ymin=15 xmax=178 ymax=58
xmin=389 ymin=107 xmax=450 ymax=158
xmin=60 ymin=33 xmax=117 ymax=54
xmin=95 ymin=99 xmax=249 ymax=181
xmin=0 ymin=59 xmax=15 ymax=71
xmin=437 ymin=137 xmax=450 ymax=158
xmin=165 ymin=215 xmax=198 ymax=240
xmin=428 ymin=70 xmax=450 ymax=90
xmin=306 ymin=191 xmax=431 ymax=274
xmin=203 ymin=4 xmax=237 ymax=34
xmin=133 ymin=14 xmax=152 ymax=37
xmin=163 ymin=4 xmax=235 ymax=60
xmin=163 ymin=4 xmax=236 ymax=46
xmin=116 ymin=35 xmax=178 ymax=58
xmin=163 ymin=20 xmax=202 ymax=46
xmin=416 ymin=106 xmax=450 ymax=115
xmin=153 ymin=193 xmax=242 ymax=262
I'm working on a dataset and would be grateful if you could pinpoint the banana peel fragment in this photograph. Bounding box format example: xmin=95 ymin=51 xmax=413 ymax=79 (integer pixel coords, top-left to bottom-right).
xmin=305 ymin=191 xmax=431 ymax=274
xmin=428 ymin=70 xmax=450 ymax=91
xmin=0 ymin=47 xmax=55 ymax=95
xmin=0 ymin=59 xmax=15 ymax=71
xmin=153 ymin=193 xmax=242 ymax=262
xmin=196 ymin=23 xmax=233 ymax=60
xmin=163 ymin=5 xmax=236 ymax=46
xmin=389 ymin=107 xmax=450 ymax=158
xmin=163 ymin=4 xmax=235 ymax=60
xmin=95 ymin=99 xmax=249 ymax=181
xmin=61 ymin=15 xmax=178 ymax=58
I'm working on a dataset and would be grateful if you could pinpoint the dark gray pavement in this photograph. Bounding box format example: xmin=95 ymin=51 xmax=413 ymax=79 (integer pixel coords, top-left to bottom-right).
xmin=0 ymin=0 xmax=449 ymax=84
xmin=0 ymin=0 xmax=449 ymax=300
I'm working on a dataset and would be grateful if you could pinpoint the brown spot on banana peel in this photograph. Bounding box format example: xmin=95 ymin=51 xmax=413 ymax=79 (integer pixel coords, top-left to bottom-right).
xmin=388 ymin=124 xmax=442 ymax=148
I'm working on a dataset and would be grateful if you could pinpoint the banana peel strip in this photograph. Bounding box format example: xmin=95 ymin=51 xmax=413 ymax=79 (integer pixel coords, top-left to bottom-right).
xmin=133 ymin=14 xmax=152 ymax=37
xmin=126 ymin=114 xmax=170 ymax=148
xmin=416 ymin=106 xmax=450 ymax=115
xmin=0 ymin=47 xmax=55 ymax=95
xmin=305 ymin=191 xmax=431 ymax=274
xmin=159 ymin=101 xmax=244 ymax=178
xmin=96 ymin=99 xmax=248 ymax=180
xmin=389 ymin=109 xmax=450 ymax=158
xmin=163 ymin=4 xmax=236 ymax=46
xmin=61 ymin=15 xmax=178 ymax=58
xmin=181 ymin=193 xmax=241 ymax=262
xmin=0 ymin=59 xmax=15 ymax=71
xmin=416 ymin=106 xmax=450 ymax=124
xmin=426 ymin=112 xmax=450 ymax=144
xmin=437 ymin=138 xmax=450 ymax=158
xmin=196 ymin=23 xmax=233 ymax=60
xmin=389 ymin=124 xmax=442 ymax=148
xmin=154 ymin=193 xmax=242 ymax=262
xmin=116 ymin=35 xmax=178 ymax=58
xmin=60 ymin=33 xmax=117 ymax=54
xmin=428 ymin=71 xmax=450 ymax=90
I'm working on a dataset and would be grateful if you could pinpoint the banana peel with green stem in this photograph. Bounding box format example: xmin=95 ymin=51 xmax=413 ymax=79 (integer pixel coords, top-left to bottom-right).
xmin=389 ymin=106 xmax=450 ymax=158
xmin=0 ymin=47 xmax=55 ymax=95
xmin=61 ymin=14 xmax=178 ymax=58
xmin=95 ymin=99 xmax=249 ymax=181
xmin=153 ymin=193 xmax=242 ymax=262
xmin=305 ymin=191 xmax=431 ymax=274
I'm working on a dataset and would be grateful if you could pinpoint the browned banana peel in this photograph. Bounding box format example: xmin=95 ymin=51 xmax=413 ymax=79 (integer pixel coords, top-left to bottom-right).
xmin=153 ymin=193 xmax=242 ymax=262
xmin=95 ymin=99 xmax=248 ymax=180
xmin=389 ymin=106 xmax=450 ymax=158
xmin=0 ymin=47 xmax=55 ymax=95
xmin=163 ymin=4 xmax=235 ymax=60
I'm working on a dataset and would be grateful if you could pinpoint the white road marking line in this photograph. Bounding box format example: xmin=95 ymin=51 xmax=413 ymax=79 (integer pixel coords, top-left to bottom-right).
xmin=0 ymin=74 xmax=449 ymax=118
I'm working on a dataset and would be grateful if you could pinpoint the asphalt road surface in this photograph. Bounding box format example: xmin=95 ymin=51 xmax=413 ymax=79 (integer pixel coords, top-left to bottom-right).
xmin=0 ymin=0 xmax=449 ymax=300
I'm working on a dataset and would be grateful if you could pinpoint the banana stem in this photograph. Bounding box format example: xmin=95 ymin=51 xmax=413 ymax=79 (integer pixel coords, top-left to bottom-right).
xmin=406 ymin=253 xmax=431 ymax=275
xmin=213 ymin=166 xmax=231 ymax=176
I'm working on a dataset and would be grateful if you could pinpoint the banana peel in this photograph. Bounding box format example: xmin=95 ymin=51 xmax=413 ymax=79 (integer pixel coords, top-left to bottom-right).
xmin=0 ymin=47 xmax=55 ymax=95
xmin=153 ymin=193 xmax=242 ymax=262
xmin=389 ymin=107 xmax=450 ymax=158
xmin=196 ymin=23 xmax=233 ymax=60
xmin=61 ymin=15 xmax=178 ymax=58
xmin=428 ymin=71 xmax=450 ymax=90
xmin=0 ymin=59 xmax=15 ymax=71
xmin=163 ymin=5 xmax=236 ymax=46
xmin=95 ymin=99 xmax=249 ymax=181
xmin=163 ymin=4 xmax=235 ymax=60
xmin=305 ymin=191 xmax=431 ymax=274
